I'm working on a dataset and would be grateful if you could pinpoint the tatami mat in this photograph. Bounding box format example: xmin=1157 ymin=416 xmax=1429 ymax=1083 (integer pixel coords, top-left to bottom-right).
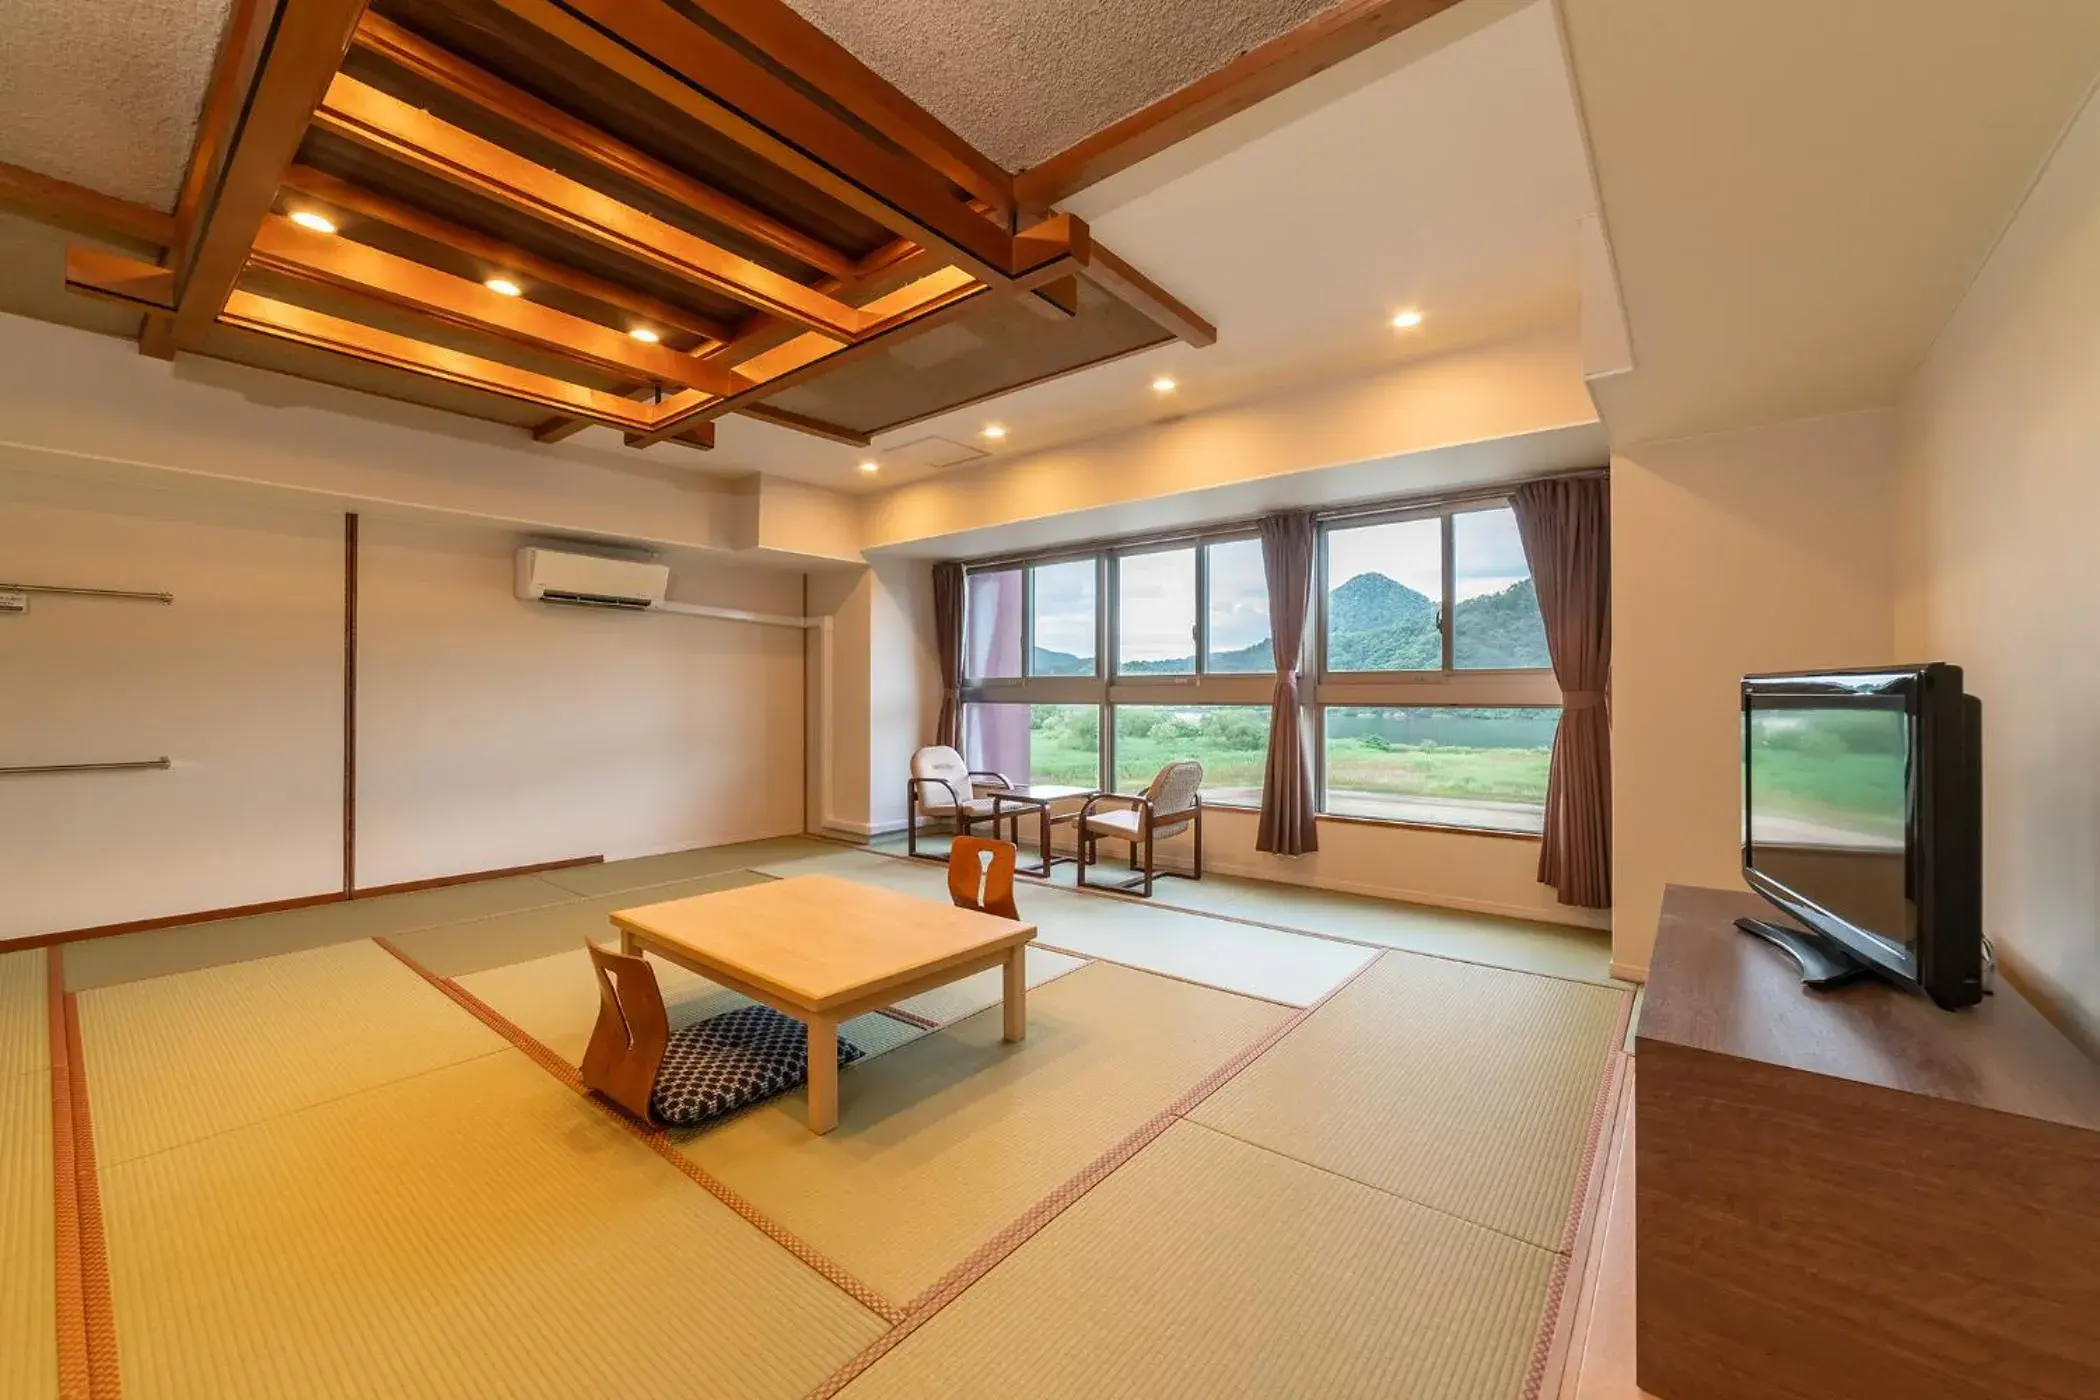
xmin=890 ymin=946 xmax=1089 ymax=1025
xmin=841 ymin=1121 xmax=1556 ymax=1400
xmin=102 ymin=1051 xmax=886 ymax=1400
xmin=683 ymin=961 xmax=1291 ymax=1303
xmin=0 ymin=947 xmax=48 ymax=1082
xmin=535 ymin=837 xmax=833 ymax=896
xmin=757 ymin=850 xmax=1374 ymax=1007
xmin=1 ymin=1054 xmax=56 ymax=1400
xmin=386 ymin=871 xmax=773 ymax=978
xmin=61 ymin=875 xmax=576 ymax=992
xmin=874 ymin=834 xmax=1619 ymax=986
xmin=80 ymin=940 xmax=506 ymax=1165
xmin=1191 ymin=952 xmax=1627 ymax=1249
xmin=455 ymin=945 xmax=924 ymax=1070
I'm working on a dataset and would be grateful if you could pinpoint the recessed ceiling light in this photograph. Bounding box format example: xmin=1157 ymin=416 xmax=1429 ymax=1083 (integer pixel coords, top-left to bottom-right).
xmin=629 ymin=326 xmax=661 ymax=343
xmin=1151 ymin=375 xmax=1177 ymax=393
xmin=1391 ymin=309 xmax=1424 ymax=329
xmin=858 ymin=460 xmax=880 ymax=474
xmin=288 ymin=210 xmax=337 ymax=235
xmin=483 ymin=277 xmax=523 ymax=298
xmin=981 ymin=423 xmax=1007 ymax=440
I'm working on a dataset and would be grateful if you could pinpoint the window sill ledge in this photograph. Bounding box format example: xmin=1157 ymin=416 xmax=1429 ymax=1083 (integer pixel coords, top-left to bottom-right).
xmin=1203 ymin=804 xmax=1543 ymax=842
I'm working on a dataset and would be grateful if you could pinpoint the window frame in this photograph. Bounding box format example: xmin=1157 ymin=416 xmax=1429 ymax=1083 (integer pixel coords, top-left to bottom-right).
xmin=956 ymin=490 xmax=1566 ymax=830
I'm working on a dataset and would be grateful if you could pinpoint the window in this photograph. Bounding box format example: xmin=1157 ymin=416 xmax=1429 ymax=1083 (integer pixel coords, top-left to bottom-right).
xmin=964 ymin=567 xmax=1022 ymax=680
xmin=1204 ymin=538 xmax=1272 ymax=673
xmin=954 ymin=483 xmax=1567 ymax=834
xmin=1116 ymin=548 xmax=1196 ymax=674
xmin=1324 ymin=516 xmax=1443 ymax=672
xmin=1322 ymin=707 xmax=1560 ymax=833
xmin=1452 ymin=507 xmax=1549 ymax=670
xmin=965 ymin=703 xmax=1101 ymax=788
xmin=1114 ymin=705 xmax=1269 ymax=806
xmin=1030 ymin=559 xmax=1097 ymax=676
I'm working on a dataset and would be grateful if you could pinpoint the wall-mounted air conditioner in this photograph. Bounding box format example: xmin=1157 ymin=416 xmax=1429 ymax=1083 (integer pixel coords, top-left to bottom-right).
xmin=513 ymin=547 xmax=669 ymax=610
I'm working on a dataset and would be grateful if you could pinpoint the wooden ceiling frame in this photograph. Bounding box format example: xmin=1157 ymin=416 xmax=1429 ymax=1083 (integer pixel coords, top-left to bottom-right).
xmin=349 ymin=11 xmax=856 ymax=281
xmin=246 ymin=214 xmax=749 ymax=396
xmin=48 ymin=0 xmax=1215 ymax=457
xmin=280 ymin=164 xmax=737 ymax=346
xmin=314 ymin=75 xmax=871 ymax=337
xmin=168 ymin=0 xmax=372 ymax=351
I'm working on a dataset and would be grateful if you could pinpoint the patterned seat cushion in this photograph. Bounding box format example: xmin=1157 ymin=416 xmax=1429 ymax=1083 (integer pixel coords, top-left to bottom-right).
xmin=648 ymin=1005 xmax=863 ymax=1128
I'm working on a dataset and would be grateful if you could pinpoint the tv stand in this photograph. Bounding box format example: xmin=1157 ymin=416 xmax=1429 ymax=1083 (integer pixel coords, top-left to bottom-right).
xmin=1638 ymin=886 xmax=2100 ymax=1400
xmin=1732 ymin=915 xmax=1876 ymax=989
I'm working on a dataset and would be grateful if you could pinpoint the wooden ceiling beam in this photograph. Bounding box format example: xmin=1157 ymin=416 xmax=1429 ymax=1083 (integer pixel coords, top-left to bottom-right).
xmin=486 ymin=0 xmax=1014 ymax=283
xmin=315 ymin=74 xmax=869 ymax=337
xmin=0 ymin=160 xmax=175 ymax=247
xmin=731 ymin=404 xmax=872 ymax=448
xmin=169 ymin=0 xmax=371 ymax=350
xmin=350 ymin=11 xmax=856 ymax=280
xmin=1013 ymin=0 xmax=1467 ymax=213
xmin=247 ymin=214 xmax=749 ymax=397
xmin=1073 ymin=242 xmax=1217 ymax=347
xmin=281 ymin=166 xmax=734 ymax=346
xmin=673 ymin=0 xmax=1014 ymax=224
xmin=64 ymin=246 xmax=178 ymax=314
xmin=218 ymin=288 xmax=660 ymax=429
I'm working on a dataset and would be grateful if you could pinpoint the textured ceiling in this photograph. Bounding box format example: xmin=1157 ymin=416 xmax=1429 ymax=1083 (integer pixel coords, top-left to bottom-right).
xmin=783 ymin=0 xmax=1344 ymax=171
xmin=0 ymin=0 xmax=233 ymax=208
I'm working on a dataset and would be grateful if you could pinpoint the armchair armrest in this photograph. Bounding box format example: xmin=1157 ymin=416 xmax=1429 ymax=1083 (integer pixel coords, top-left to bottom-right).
xmin=968 ymin=769 xmax=1013 ymax=791
xmin=908 ymin=776 xmax=970 ymax=811
xmin=1080 ymin=792 xmax=1154 ymax=825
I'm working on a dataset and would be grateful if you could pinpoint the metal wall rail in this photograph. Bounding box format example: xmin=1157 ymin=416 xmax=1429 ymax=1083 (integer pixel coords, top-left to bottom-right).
xmin=0 ymin=759 xmax=172 ymax=777
xmin=0 ymin=582 xmax=173 ymax=603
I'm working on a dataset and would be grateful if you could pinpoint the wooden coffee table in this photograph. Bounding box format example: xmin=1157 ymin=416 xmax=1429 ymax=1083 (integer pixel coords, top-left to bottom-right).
xmin=609 ymin=874 xmax=1035 ymax=1133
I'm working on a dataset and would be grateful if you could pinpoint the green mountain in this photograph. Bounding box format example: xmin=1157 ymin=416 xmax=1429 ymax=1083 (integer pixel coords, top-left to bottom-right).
xmin=1026 ymin=572 xmax=1548 ymax=675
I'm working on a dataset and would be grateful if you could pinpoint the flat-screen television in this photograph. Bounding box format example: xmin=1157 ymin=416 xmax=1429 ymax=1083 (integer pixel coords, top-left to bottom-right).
xmin=1740 ymin=664 xmax=1983 ymax=1008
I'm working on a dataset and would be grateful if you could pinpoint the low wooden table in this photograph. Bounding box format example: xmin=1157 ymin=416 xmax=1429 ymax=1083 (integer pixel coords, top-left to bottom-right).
xmin=609 ymin=874 xmax=1035 ymax=1133
xmin=987 ymin=783 xmax=1099 ymax=878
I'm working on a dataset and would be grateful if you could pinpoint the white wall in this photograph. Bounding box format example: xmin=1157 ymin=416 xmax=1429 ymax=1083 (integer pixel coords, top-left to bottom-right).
xmin=356 ymin=517 xmax=806 ymax=886
xmin=0 ymin=476 xmax=344 ymax=937
xmin=0 ymin=469 xmax=810 ymax=939
xmin=1612 ymin=410 xmax=1900 ymax=975
xmin=1895 ymin=85 xmax=2100 ymax=1054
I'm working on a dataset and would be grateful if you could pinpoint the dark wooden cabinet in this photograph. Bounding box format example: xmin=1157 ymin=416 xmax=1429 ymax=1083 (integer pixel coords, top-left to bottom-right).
xmin=1635 ymin=885 xmax=2100 ymax=1400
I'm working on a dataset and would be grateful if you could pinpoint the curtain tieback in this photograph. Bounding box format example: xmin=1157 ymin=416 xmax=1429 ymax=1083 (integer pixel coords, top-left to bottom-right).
xmin=1561 ymin=690 xmax=1606 ymax=710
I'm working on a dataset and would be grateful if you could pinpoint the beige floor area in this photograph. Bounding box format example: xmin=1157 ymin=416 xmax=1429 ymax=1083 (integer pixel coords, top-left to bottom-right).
xmin=16 ymin=834 xmax=1632 ymax=1399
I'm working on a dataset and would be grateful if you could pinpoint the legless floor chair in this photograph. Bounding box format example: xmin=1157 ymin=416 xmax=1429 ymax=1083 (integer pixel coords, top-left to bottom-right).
xmin=947 ymin=835 xmax=1019 ymax=919
xmin=581 ymin=942 xmax=861 ymax=1128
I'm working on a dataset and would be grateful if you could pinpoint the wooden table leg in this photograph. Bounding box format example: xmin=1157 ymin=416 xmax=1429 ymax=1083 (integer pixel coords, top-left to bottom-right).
xmin=618 ymin=926 xmax=636 ymax=956
xmin=1003 ymin=945 xmax=1027 ymax=1043
xmin=806 ymin=1017 xmax=839 ymax=1133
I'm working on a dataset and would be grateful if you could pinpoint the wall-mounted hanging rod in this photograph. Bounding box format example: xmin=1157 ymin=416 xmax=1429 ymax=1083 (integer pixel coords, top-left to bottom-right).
xmin=0 ymin=582 xmax=173 ymax=603
xmin=0 ymin=758 xmax=173 ymax=777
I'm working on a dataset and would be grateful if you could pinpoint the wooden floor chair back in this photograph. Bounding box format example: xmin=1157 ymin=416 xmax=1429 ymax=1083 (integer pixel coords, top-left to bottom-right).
xmin=580 ymin=941 xmax=670 ymax=1120
xmin=948 ymin=836 xmax=1020 ymax=920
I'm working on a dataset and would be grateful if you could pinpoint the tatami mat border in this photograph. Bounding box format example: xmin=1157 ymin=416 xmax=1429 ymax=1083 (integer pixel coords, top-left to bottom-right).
xmin=47 ymin=948 xmax=119 ymax=1400
xmin=804 ymin=948 xmax=1389 ymax=1399
xmin=837 ymin=839 xmax=1622 ymax=990
xmin=373 ymin=937 xmax=904 ymax=1325
xmin=49 ymin=952 xmax=90 ymax=1400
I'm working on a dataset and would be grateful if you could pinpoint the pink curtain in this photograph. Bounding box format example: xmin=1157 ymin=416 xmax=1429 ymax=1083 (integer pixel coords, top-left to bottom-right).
xmin=932 ymin=561 xmax=964 ymax=751
xmin=1256 ymin=512 xmax=1318 ymax=855
xmin=1511 ymin=477 xmax=1611 ymax=908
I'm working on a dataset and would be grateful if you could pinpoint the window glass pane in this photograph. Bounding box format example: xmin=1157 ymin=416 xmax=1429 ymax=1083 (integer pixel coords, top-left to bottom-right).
xmin=964 ymin=568 xmax=1022 ymax=679
xmin=1117 ymin=548 xmax=1196 ymax=674
xmin=1324 ymin=518 xmax=1442 ymax=672
xmin=1204 ymin=538 xmax=1272 ymax=673
xmin=966 ymin=703 xmax=1101 ymax=788
xmin=1029 ymin=559 xmax=1097 ymax=676
xmin=1321 ymin=706 xmax=1560 ymax=833
xmin=1452 ymin=508 xmax=1550 ymax=670
xmin=1114 ymin=705 xmax=1268 ymax=805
